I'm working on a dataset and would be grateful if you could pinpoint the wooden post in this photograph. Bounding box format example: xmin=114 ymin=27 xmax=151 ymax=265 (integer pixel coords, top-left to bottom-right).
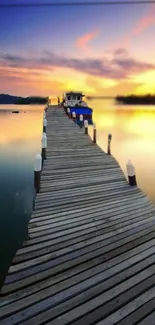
xmin=80 ymin=114 xmax=83 ymax=128
xmin=84 ymin=120 xmax=88 ymax=134
xmin=67 ymin=107 xmax=70 ymax=117
xmin=126 ymin=160 xmax=137 ymax=186
xmin=64 ymin=104 xmax=67 ymax=114
xmin=34 ymin=154 xmax=42 ymax=193
xmin=72 ymin=111 xmax=76 ymax=123
xmin=43 ymin=118 xmax=47 ymax=133
xmin=42 ymin=133 xmax=47 ymax=166
xmin=107 ymin=134 xmax=112 ymax=155
xmin=93 ymin=123 xmax=97 ymax=143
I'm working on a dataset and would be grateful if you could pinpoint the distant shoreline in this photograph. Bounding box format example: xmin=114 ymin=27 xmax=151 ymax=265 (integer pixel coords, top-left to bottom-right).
xmin=116 ymin=95 xmax=155 ymax=105
xmin=1 ymin=93 xmax=155 ymax=106
xmin=0 ymin=94 xmax=48 ymax=105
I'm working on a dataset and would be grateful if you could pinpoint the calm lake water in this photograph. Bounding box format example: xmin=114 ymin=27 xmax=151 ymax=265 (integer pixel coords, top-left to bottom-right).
xmin=0 ymin=99 xmax=155 ymax=287
xmin=88 ymin=99 xmax=155 ymax=204
xmin=0 ymin=104 xmax=44 ymax=287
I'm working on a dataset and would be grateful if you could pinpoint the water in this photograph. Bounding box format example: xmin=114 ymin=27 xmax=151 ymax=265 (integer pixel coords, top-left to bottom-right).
xmin=0 ymin=104 xmax=43 ymax=288
xmin=1 ymin=100 xmax=155 ymax=287
xmin=88 ymin=99 xmax=155 ymax=204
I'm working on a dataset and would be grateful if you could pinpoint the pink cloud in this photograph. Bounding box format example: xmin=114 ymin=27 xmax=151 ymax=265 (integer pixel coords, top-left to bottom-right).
xmin=124 ymin=4 xmax=155 ymax=47
xmin=1 ymin=50 xmax=154 ymax=81
xmin=133 ymin=4 xmax=155 ymax=36
xmin=111 ymin=4 xmax=155 ymax=50
xmin=76 ymin=30 xmax=98 ymax=50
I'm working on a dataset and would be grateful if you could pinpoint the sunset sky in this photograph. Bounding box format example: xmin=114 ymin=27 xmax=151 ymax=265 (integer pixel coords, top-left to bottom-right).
xmin=0 ymin=0 xmax=155 ymax=96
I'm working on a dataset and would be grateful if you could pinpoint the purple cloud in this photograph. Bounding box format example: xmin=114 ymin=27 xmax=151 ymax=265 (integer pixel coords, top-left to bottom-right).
xmin=0 ymin=49 xmax=154 ymax=80
xmin=114 ymin=57 xmax=154 ymax=73
xmin=113 ymin=48 xmax=129 ymax=56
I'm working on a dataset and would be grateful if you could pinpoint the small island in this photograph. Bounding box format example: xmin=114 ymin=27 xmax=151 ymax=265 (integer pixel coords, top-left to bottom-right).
xmin=116 ymin=94 xmax=155 ymax=105
xmin=15 ymin=96 xmax=48 ymax=105
xmin=0 ymin=94 xmax=48 ymax=105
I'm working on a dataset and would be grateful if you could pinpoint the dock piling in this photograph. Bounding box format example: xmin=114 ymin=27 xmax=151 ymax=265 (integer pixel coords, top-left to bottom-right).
xmin=34 ymin=153 xmax=42 ymax=193
xmin=41 ymin=132 xmax=47 ymax=164
xmin=126 ymin=160 xmax=137 ymax=186
xmin=43 ymin=118 xmax=47 ymax=133
xmin=67 ymin=107 xmax=70 ymax=118
xmin=63 ymin=104 xmax=66 ymax=113
xmin=84 ymin=120 xmax=88 ymax=134
xmin=80 ymin=114 xmax=83 ymax=128
xmin=93 ymin=123 xmax=97 ymax=143
xmin=107 ymin=134 xmax=112 ymax=155
xmin=64 ymin=105 xmax=67 ymax=114
xmin=72 ymin=111 xmax=76 ymax=123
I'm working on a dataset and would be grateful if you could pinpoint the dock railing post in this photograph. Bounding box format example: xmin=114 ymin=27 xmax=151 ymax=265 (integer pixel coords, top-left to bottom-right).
xmin=80 ymin=114 xmax=83 ymax=128
xmin=67 ymin=107 xmax=70 ymax=118
xmin=72 ymin=111 xmax=76 ymax=123
xmin=93 ymin=123 xmax=97 ymax=143
xmin=43 ymin=118 xmax=47 ymax=133
xmin=34 ymin=153 xmax=42 ymax=193
xmin=84 ymin=120 xmax=88 ymax=134
xmin=64 ymin=104 xmax=67 ymax=114
xmin=107 ymin=134 xmax=112 ymax=155
xmin=126 ymin=160 xmax=137 ymax=186
xmin=42 ymin=132 xmax=47 ymax=166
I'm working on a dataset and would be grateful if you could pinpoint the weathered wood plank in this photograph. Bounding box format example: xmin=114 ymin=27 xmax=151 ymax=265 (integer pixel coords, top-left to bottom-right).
xmin=4 ymin=265 xmax=155 ymax=325
xmin=3 ymin=219 xmax=155 ymax=292
xmin=31 ymin=192 xmax=147 ymax=217
xmin=0 ymin=237 xmax=154 ymax=309
xmin=84 ymin=289 xmax=155 ymax=325
xmin=2 ymin=253 xmax=155 ymax=324
xmin=28 ymin=199 xmax=151 ymax=230
xmin=137 ymin=311 xmax=155 ymax=325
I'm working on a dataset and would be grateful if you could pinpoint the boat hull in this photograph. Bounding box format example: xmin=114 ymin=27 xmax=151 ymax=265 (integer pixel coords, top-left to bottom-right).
xmin=67 ymin=106 xmax=93 ymax=125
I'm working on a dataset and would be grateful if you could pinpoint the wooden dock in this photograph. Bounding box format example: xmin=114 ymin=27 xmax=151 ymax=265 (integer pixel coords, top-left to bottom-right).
xmin=1 ymin=105 xmax=155 ymax=324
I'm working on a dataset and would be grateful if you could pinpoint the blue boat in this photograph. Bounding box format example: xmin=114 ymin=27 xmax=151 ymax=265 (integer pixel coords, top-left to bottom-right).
xmin=62 ymin=91 xmax=93 ymax=125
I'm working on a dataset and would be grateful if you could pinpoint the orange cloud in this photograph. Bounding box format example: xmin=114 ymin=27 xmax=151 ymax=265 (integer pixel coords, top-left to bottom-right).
xmin=76 ymin=30 xmax=98 ymax=50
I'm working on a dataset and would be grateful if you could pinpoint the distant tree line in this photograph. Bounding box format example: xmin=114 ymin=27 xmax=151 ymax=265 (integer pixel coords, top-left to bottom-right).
xmin=15 ymin=96 xmax=48 ymax=105
xmin=116 ymin=94 xmax=155 ymax=105
xmin=0 ymin=94 xmax=48 ymax=105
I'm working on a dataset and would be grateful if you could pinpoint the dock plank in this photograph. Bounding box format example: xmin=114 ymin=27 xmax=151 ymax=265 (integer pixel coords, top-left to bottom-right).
xmin=1 ymin=105 xmax=155 ymax=325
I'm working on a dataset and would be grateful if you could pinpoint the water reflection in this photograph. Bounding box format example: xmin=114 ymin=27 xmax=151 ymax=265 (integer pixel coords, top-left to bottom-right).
xmin=0 ymin=105 xmax=43 ymax=288
xmin=88 ymin=99 xmax=155 ymax=203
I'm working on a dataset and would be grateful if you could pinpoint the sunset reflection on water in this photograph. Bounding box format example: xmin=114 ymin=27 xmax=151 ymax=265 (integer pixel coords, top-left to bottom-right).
xmin=88 ymin=99 xmax=155 ymax=203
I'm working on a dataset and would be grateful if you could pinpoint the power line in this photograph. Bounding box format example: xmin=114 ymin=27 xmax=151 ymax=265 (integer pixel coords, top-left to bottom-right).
xmin=0 ymin=1 xmax=154 ymax=8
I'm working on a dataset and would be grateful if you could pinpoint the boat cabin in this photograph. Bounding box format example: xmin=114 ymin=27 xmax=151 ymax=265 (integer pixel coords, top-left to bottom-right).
xmin=63 ymin=91 xmax=86 ymax=107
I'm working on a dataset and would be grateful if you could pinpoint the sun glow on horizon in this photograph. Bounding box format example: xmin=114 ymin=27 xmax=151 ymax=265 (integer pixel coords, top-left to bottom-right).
xmin=130 ymin=70 xmax=155 ymax=95
xmin=1 ymin=61 xmax=155 ymax=97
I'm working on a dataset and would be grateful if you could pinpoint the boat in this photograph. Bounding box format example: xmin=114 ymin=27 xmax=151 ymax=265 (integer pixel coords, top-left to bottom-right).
xmin=62 ymin=91 xmax=93 ymax=125
xmin=12 ymin=110 xmax=19 ymax=114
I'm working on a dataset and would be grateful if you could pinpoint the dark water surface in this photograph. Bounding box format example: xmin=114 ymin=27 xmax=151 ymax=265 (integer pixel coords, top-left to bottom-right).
xmin=0 ymin=105 xmax=43 ymax=287
xmin=0 ymin=100 xmax=155 ymax=287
